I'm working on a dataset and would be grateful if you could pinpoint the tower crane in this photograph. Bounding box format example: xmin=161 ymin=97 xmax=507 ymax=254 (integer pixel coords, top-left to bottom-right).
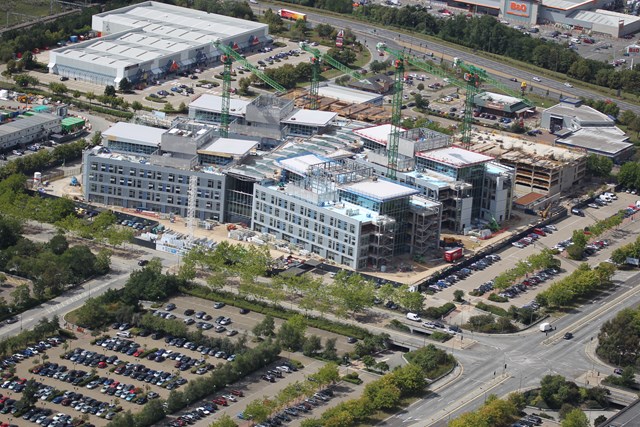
xmin=298 ymin=42 xmax=369 ymax=110
xmin=376 ymin=43 xmax=534 ymax=154
xmin=213 ymin=41 xmax=287 ymax=138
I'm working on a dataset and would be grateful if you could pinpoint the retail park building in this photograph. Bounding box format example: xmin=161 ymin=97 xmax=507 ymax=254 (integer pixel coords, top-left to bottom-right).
xmin=449 ymin=0 xmax=640 ymax=37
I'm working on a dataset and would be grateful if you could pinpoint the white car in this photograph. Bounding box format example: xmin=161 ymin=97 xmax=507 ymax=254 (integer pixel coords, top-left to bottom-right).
xmin=564 ymin=82 xmax=573 ymax=87
xmin=532 ymin=77 xmax=541 ymax=82
xmin=223 ymin=394 xmax=237 ymax=402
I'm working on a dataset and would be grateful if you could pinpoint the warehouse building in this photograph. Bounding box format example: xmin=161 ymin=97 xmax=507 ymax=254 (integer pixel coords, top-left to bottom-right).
xmin=448 ymin=0 xmax=640 ymax=37
xmin=0 ymin=113 xmax=62 ymax=151
xmin=49 ymin=1 xmax=269 ymax=86
xmin=541 ymin=98 xmax=634 ymax=162
xmin=473 ymin=91 xmax=533 ymax=118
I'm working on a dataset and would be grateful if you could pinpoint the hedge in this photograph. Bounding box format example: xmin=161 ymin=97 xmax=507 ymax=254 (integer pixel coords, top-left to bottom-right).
xmin=476 ymin=301 xmax=509 ymax=317
xmin=423 ymin=302 xmax=456 ymax=320
xmin=183 ymin=285 xmax=371 ymax=339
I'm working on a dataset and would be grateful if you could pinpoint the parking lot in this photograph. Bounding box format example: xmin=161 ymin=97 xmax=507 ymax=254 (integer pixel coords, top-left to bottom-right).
xmin=423 ymin=191 xmax=640 ymax=316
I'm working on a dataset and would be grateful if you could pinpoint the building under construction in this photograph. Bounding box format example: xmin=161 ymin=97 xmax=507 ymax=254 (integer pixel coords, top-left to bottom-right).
xmin=251 ymin=153 xmax=441 ymax=270
xmin=469 ymin=134 xmax=587 ymax=198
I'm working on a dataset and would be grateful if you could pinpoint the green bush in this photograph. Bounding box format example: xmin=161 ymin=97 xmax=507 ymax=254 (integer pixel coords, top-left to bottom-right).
xmin=476 ymin=301 xmax=509 ymax=317
xmin=388 ymin=319 xmax=410 ymax=332
xmin=488 ymin=293 xmax=508 ymax=303
xmin=342 ymin=372 xmax=363 ymax=384
xmin=423 ymin=302 xmax=456 ymax=320
xmin=429 ymin=331 xmax=453 ymax=342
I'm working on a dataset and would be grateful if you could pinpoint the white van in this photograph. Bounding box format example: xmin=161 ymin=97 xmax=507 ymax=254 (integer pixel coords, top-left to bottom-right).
xmin=539 ymin=322 xmax=552 ymax=332
xmin=603 ymin=192 xmax=617 ymax=200
xmin=406 ymin=313 xmax=422 ymax=322
xmin=599 ymin=194 xmax=611 ymax=203
xmin=116 ymin=331 xmax=132 ymax=338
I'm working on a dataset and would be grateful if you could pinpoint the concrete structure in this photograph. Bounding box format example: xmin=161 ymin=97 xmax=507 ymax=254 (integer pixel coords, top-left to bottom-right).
xmin=470 ymin=134 xmax=587 ymax=197
xmin=48 ymin=1 xmax=269 ymax=85
xmin=541 ymin=98 xmax=634 ymax=162
xmin=189 ymin=94 xmax=337 ymax=140
xmin=0 ymin=113 xmax=62 ymax=151
xmin=317 ymin=84 xmax=384 ymax=106
xmin=348 ymin=74 xmax=393 ymax=94
xmin=83 ymin=120 xmax=243 ymax=221
xmin=448 ymin=0 xmax=640 ymax=37
xmin=252 ymin=156 xmax=442 ymax=270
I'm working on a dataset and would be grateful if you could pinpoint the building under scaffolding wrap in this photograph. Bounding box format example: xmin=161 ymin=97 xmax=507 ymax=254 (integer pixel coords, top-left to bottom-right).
xmin=251 ymin=153 xmax=442 ymax=270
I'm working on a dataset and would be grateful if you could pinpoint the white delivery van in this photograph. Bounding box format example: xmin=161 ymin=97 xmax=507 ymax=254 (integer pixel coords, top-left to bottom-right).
xmin=407 ymin=312 xmax=422 ymax=322
xmin=539 ymin=322 xmax=552 ymax=332
xmin=116 ymin=331 xmax=132 ymax=338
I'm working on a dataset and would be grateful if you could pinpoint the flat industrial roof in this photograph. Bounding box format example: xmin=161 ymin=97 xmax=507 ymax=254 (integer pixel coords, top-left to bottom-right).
xmin=417 ymin=146 xmax=494 ymax=168
xmin=545 ymin=102 xmax=614 ymax=124
xmin=541 ymin=0 xmax=593 ymax=10
xmin=198 ymin=137 xmax=258 ymax=157
xmin=278 ymin=153 xmax=330 ymax=176
xmin=353 ymin=124 xmax=406 ymax=145
xmin=103 ymin=122 xmax=165 ymax=147
xmin=189 ymin=94 xmax=250 ymax=116
xmin=317 ymin=85 xmax=383 ymax=104
xmin=96 ymin=1 xmax=266 ymax=39
xmin=0 ymin=113 xmax=60 ymax=137
xmin=570 ymin=9 xmax=640 ymax=26
xmin=475 ymin=91 xmax=523 ymax=106
xmin=343 ymin=179 xmax=419 ymax=202
xmin=555 ymin=127 xmax=633 ymax=156
xmin=282 ymin=109 xmax=337 ymax=126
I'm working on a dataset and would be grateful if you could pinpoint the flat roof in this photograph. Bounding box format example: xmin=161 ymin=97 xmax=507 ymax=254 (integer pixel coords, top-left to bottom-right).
xmin=514 ymin=192 xmax=545 ymax=206
xmin=282 ymin=109 xmax=337 ymax=126
xmin=555 ymin=127 xmax=633 ymax=156
xmin=570 ymin=9 xmax=640 ymax=26
xmin=317 ymin=84 xmax=383 ymax=104
xmin=103 ymin=122 xmax=165 ymax=147
xmin=277 ymin=153 xmax=330 ymax=176
xmin=198 ymin=137 xmax=258 ymax=157
xmin=475 ymin=91 xmax=523 ymax=106
xmin=353 ymin=124 xmax=406 ymax=145
xmin=541 ymin=0 xmax=593 ymax=10
xmin=343 ymin=179 xmax=419 ymax=202
xmin=545 ymin=101 xmax=614 ymax=124
xmin=417 ymin=146 xmax=494 ymax=168
xmin=189 ymin=94 xmax=250 ymax=116
xmin=0 ymin=113 xmax=60 ymax=137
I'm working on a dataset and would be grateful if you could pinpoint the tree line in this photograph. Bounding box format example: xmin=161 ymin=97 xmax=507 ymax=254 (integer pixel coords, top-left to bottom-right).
xmin=597 ymin=305 xmax=640 ymax=367
xmin=535 ymin=262 xmax=616 ymax=308
xmin=0 ymin=214 xmax=110 ymax=319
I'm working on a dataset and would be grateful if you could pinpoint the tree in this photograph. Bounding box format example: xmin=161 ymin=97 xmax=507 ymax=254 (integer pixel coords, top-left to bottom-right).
xmin=243 ymin=399 xmax=273 ymax=423
xmin=118 ymin=78 xmax=132 ymax=93
xmin=328 ymin=47 xmax=356 ymax=66
xmin=238 ymin=77 xmax=251 ymax=96
xmin=85 ymin=91 xmax=95 ymax=106
xmin=364 ymin=378 xmax=401 ymax=409
xmin=178 ymin=102 xmax=187 ymax=113
xmin=586 ymin=154 xmax=613 ymax=178
xmin=13 ymin=74 xmax=38 ymax=88
xmin=11 ymin=284 xmax=32 ymax=309
xmin=594 ymin=415 xmax=608 ymax=426
xmin=209 ymin=414 xmax=238 ymax=427
xmin=369 ymin=59 xmax=389 ymax=73
xmin=166 ymin=390 xmax=187 ymax=413
xmin=323 ymin=337 xmax=338 ymax=361
xmin=312 ymin=362 xmax=340 ymax=385
xmin=329 ymin=272 xmax=375 ymax=317
xmin=414 ymin=93 xmax=429 ymax=110
xmin=316 ymin=23 xmax=335 ymax=39
xmin=21 ymin=51 xmax=35 ymax=69
xmin=619 ymin=109 xmax=636 ymax=126
xmin=561 ymin=408 xmax=589 ymax=427
xmin=453 ymin=290 xmax=464 ymax=302
xmin=49 ymin=82 xmax=68 ymax=96
xmin=48 ymin=233 xmax=69 ymax=255
xmin=131 ymin=101 xmax=143 ymax=112
xmin=252 ymin=314 xmax=275 ymax=339
xmin=104 ymin=85 xmax=117 ymax=97
xmin=302 ymin=334 xmax=322 ymax=357
xmin=277 ymin=314 xmax=307 ymax=351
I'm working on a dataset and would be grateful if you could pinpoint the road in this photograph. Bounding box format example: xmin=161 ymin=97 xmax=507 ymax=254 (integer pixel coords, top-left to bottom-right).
xmin=275 ymin=6 xmax=640 ymax=114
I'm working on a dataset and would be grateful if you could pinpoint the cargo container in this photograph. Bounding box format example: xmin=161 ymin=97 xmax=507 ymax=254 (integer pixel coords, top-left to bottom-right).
xmin=278 ymin=9 xmax=307 ymax=21
xmin=444 ymin=247 xmax=463 ymax=262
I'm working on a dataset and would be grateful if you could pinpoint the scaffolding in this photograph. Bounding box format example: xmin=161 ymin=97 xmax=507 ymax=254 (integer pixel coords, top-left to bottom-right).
xmin=408 ymin=197 xmax=442 ymax=257
xmin=367 ymin=216 xmax=396 ymax=269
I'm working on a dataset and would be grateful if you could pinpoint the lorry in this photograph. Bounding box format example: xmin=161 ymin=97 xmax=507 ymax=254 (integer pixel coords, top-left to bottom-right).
xmin=278 ymin=9 xmax=307 ymax=21
xmin=444 ymin=247 xmax=463 ymax=262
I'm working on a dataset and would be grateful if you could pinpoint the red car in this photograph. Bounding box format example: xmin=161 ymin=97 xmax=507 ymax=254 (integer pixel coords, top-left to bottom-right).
xmin=230 ymin=390 xmax=244 ymax=397
xmin=212 ymin=397 xmax=228 ymax=406
xmin=98 ymin=361 xmax=107 ymax=368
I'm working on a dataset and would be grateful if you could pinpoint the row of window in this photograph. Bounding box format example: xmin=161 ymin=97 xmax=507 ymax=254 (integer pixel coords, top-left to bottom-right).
xmin=88 ymin=184 xmax=221 ymax=210
xmin=89 ymin=162 xmax=222 ymax=189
